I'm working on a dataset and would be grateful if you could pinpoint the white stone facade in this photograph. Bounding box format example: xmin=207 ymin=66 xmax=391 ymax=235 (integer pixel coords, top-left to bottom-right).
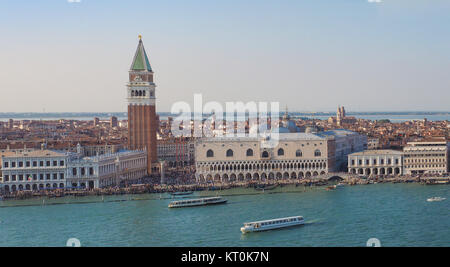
xmin=66 ymin=150 xmax=148 ymax=189
xmin=403 ymin=141 xmax=449 ymax=175
xmin=0 ymin=149 xmax=147 ymax=192
xmin=195 ymin=133 xmax=333 ymax=183
xmin=0 ymin=150 xmax=68 ymax=192
xmin=348 ymin=150 xmax=403 ymax=176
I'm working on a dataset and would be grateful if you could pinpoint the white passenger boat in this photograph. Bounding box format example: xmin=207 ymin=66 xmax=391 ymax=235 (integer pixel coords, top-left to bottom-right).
xmin=241 ymin=216 xmax=305 ymax=233
xmin=427 ymin=197 xmax=446 ymax=202
xmin=168 ymin=196 xmax=227 ymax=208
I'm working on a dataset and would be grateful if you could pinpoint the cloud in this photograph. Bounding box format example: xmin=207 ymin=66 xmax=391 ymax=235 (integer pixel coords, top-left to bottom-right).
xmin=67 ymin=0 xmax=81 ymax=3
xmin=368 ymin=0 xmax=382 ymax=3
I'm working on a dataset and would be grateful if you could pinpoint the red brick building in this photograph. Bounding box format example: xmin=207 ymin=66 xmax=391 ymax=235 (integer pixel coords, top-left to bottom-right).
xmin=127 ymin=36 xmax=157 ymax=174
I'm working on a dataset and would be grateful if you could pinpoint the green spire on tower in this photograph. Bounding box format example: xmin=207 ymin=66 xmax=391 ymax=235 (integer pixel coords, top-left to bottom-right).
xmin=130 ymin=35 xmax=153 ymax=72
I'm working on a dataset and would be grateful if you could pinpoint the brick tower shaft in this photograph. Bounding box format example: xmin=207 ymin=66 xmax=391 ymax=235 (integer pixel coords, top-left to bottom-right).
xmin=127 ymin=36 xmax=157 ymax=175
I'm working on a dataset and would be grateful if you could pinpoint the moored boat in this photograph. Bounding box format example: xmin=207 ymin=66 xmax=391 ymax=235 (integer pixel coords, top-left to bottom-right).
xmin=241 ymin=216 xmax=304 ymax=233
xmin=326 ymin=185 xmax=336 ymax=191
xmin=168 ymin=196 xmax=227 ymax=208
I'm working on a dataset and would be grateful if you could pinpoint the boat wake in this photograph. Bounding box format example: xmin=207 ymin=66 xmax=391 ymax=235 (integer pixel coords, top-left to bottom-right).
xmin=303 ymin=219 xmax=323 ymax=226
xmin=427 ymin=197 xmax=446 ymax=202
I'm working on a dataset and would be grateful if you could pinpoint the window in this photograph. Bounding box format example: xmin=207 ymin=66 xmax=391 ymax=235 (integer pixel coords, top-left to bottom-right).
xmin=18 ymin=161 xmax=23 ymax=167
xmin=53 ymin=173 xmax=58 ymax=180
xmin=314 ymin=150 xmax=322 ymax=157
xmin=277 ymin=148 xmax=284 ymax=156
xmin=60 ymin=173 xmax=64 ymax=180
xmin=60 ymin=161 xmax=64 ymax=166
xmin=262 ymin=151 xmax=269 ymax=158
xmin=296 ymin=150 xmax=303 ymax=157
xmin=246 ymin=149 xmax=254 ymax=157
xmin=3 ymin=162 xmax=8 ymax=168
xmin=4 ymin=175 xmax=9 ymax=182
xmin=53 ymin=161 xmax=57 ymax=166
xmin=226 ymin=149 xmax=234 ymax=157
xmin=206 ymin=149 xmax=214 ymax=158
xmin=46 ymin=161 xmax=51 ymax=167
xmin=26 ymin=161 xmax=30 ymax=167
xmin=40 ymin=161 xmax=44 ymax=167
xmin=72 ymin=168 xmax=77 ymax=176
xmin=11 ymin=162 xmax=16 ymax=168
xmin=33 ymin=161 xmax=37 ymax=167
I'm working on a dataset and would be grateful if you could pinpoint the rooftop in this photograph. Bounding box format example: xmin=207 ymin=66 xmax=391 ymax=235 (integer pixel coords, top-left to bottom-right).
xmin=0 ymin=149 xmax=67 ymax=158
xmin=200 ymin=132 xmax=329 ymax=143
xmin=130 ymin=37 xmax=152 ymax=72
xmin=350 ymin=149 xmax=403 ymax=156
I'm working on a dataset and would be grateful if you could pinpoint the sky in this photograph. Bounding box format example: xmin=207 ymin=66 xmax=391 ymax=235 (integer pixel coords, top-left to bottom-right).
xmin=0 ymin=0 xmax=449 ymax=113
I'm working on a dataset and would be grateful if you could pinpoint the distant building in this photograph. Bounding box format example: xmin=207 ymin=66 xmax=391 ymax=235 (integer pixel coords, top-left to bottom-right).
xmin=328 ymin=106 xmax=357 ymax=126
xmin=157 ymin=138 xmax=195 ymax=168
xmin=403 ymin=139 xmax=449 ymax=175
xmin=367 ymin=138 xmax=380 ymax=150
xmin=110 ymin=116 xmax=118 ymax=128
xmin=93 ymin=117 xmax=100 ymax=126
xmin=348 ymin=150 xmax=403 ymax=176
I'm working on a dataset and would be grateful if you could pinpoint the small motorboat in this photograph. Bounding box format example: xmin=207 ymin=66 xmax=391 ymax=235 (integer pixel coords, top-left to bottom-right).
xmin=427 ymin=197 xmax=446 ymax=202
xmin=326 ymin=185 xmax=336 ymax=191
xmin=241 ymin=216 xmax=305 ymax=233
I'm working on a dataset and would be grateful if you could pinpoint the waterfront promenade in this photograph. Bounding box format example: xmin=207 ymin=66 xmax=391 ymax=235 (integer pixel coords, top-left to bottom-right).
xmin=1 ymin=173 xmax=448 ymax=201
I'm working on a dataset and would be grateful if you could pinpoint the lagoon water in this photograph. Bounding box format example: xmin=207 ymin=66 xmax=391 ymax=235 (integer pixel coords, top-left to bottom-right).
xmin=0 ymin=184 xmax=448 ymax=247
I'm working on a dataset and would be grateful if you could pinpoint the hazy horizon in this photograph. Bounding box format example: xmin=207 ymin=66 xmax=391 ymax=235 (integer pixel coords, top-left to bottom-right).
xmin=1 ymin=0 xmax=449 ymax=113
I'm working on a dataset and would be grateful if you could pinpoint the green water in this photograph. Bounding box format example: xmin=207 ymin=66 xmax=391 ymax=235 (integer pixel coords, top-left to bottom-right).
xmin=0 ymin=184 xmax=448 ymax=247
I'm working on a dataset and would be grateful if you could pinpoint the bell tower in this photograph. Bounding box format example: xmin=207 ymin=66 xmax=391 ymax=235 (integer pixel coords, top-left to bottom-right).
xmin=127 ymin=35 xmax=157 ymax=174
